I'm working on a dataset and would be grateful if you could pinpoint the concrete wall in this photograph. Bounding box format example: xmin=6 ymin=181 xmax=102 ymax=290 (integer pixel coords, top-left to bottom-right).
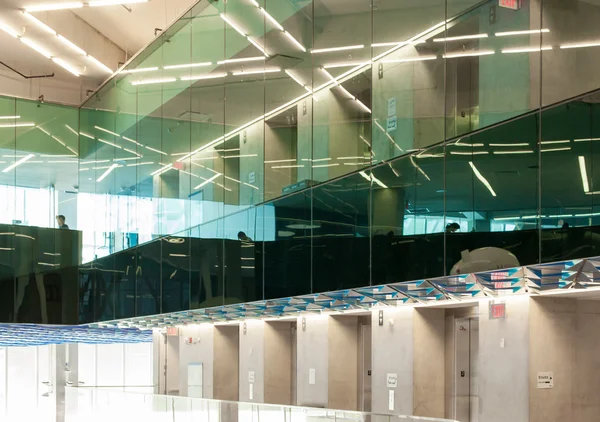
xmin=296 ymin=315 xmax=328 ymax=408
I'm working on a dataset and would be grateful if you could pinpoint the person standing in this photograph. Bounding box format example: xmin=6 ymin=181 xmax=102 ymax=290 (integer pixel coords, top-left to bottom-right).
xmin=56 ymin=215 xmax=69 ymax=230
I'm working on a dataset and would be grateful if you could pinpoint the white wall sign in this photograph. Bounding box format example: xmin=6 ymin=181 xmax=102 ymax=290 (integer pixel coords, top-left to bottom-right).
xmin=308 ymin=368 xmax=316 ymax=385
xmin=248 ymin=371 xmax=255 ymax=383
xmin=387 ymin=97 xmax=397 ymax=117
xmin=386 ymin=116 xmax=397 ymax=132
xmin=248 ymin=171 xmax=256 ymax=184
xmin=388 ymin=389 xmax=394 ymax=411
xmin=386 ymin=373 xmax=398 ymax=388
xmin=249 ymin=383 xmax=254 ymax=400
xmin=537 ymin=372 xmax=554 ymax=389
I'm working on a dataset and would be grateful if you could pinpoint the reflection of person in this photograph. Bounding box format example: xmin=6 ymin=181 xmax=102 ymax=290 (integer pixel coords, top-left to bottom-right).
xmin=446 ymin=222 xmax=460 ymax=233
xmin=237 ymin=231 xmax=252 ymax=242
xmin=56 ymin=215 xmax=69 ymax=230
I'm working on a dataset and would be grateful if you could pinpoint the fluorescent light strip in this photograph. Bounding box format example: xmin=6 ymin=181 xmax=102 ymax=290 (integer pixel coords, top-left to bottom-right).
xmin=81 ymin=160 xmax=109 ymax=164
xmin=122 ymin=136 xmax=141 ymax=146
xmin=247 ymin=37 xmax=269 ymax=56
xmin=264 ymin=159 xmax=296 ymax=164
xmin=489 ymin=143 xmax=529 ymax=147
xmin=374 ymin=119 xmax=402 ymax=151
xmin=284 ymin=70 xmax=309 ymax=91
xmin=25 ymin=2 xmax=83 ymax=12
xmin=222 ymin=154 xmax=257 ymax=159
xmin=541 ymin=147 xmax=571 ymax=153
xmin=87 ymin=55 xmax=113 ymax=74
xmin=433 ymin=33 xmax=488 ymax=42
xmin=469 ymin=161 xmax=496 ymax=197
xmin=541 ymin=140 xmax=570 ymax=145
xmin=23 ymin=12 xmax=56 ymax=34
xmin=0 ymin=23 xmax=19 ymax=38
xmin=51 ymin=135 xmax=66 ymax=146
xmin=131 ymin=77 xmax=177 ymax=86
xmin=372 ymin=40 xmax=424 ymax=48
xmin=312 ymin=45 xmax=364 ymax=54
xmin=80 ymin=132 xmax=94 ymax=139
xmin=495 ymin=29 xmax=550 ymax=37
xmin=151 ymin=164 xmax=172 ymax=176
xmin=492 ymin=150 xmax=534 ymax=155
xmin=410 ymin=156 xmax=430 ymax=181
xmin=89 ymin=0 xmax=147 ymax=7
xmin=127 ymin=162 xmax=154 ymax=167
xmin=272 ymin=165 xmax=303 ymax=169
xmin=217 ymin=57 xmax=265 ymax=65
xmin=123 ymin=148 xmax=141 ymax=156
xmin=0 ymin=116 xmax=19 ymax=120
xmin=283 ymin=31 xmax=306 ymax=52
xmin=66 ymin=146 xmax=78 ymax=156
xmin=454 ymin=141 xmax=484 ymax=147
xmin=2 ymin=154 xmax=35 ymax=173
xmin=359 ymin=135 xmax=371 ymax=147
xmin=194 ymin=173 xmax=221 ymax=189
xmin=57 ymin=34 xmax=86 ymax=55
xmin=0 ymin=122 xmax=35 ymax=128
xmin=371 ymin=175 xmax=388 ymax=189
xmin=120 ymin=67 xmax=159 ymax=74
xmin=20 ymin=37 xmax=52 ymax=59
xmin=574 ymin=138 xmax=600 ymax=142
xmin=114 ymin=157 xmax=138 ymax=161
xmin=52 ymin=58 xmax=80 ymax=76
xmin=560 ymin=42 xmax=600 ymax=50
xmin=233 ymin=68 xmax=280 ymax=76
xmin=144 ymin=145 xmax=168 ymax=155
xmin=180 ymin=73 xmax=228 ymax=82
xmin=65 ymin=124 xmax=78 ymax=136
xmin=444 ymin=50 xmax=495 ymax=58
xmin=95 ymin=126 xmax=119 ymax=137
xmin=220 ymin=14 xmax=247 ymax=37
xmin=323 ymin=61 xmax=366 ymax=69
xmin=502 ymin=46 xmax=553 ymax=54
xmin=96 ymin=163 xmax=118 ymax=182
xmin=579 ymin=156 xmax=590 ymax=193
xmin=97 ymin=138 xmax=122 ymax=149
xmin=450 ymin=151 xmax=489 ymax=155
xmin=381 ymin=56 xmax=437 ymax=64
xmin=258 ymin=7 xmax=283 ymax=31
xmin=164 ymin=62 xmax=212 ymax=70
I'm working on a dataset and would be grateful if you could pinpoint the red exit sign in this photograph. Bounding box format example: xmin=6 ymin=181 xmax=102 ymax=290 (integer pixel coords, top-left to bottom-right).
xmin=489 ymin=302 xmax=506 ymax=319
xmin=499 ymin=0 xmax=521 ymax=9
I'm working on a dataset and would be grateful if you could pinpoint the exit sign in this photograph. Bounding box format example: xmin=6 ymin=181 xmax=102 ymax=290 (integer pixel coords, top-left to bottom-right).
xmin=499 ymin=0 xmax=521 ymax=9
xmin=489 ymin=302 xmax=506 ymax=319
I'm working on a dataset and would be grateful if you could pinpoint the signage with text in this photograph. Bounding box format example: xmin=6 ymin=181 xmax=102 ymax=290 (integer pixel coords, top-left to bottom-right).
xmin=489 ymin=302 xmax=506 ymax=319
xmin=499 ymin=0 xmax=521 ymax=10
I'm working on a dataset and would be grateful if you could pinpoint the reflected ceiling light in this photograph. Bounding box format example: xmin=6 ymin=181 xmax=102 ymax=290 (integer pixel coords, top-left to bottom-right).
xmin=495 ymin=29 xmax=550 ymax=37
xmin=489 ymin=142 xmax=529 ymax=147
xmin=264 ymin=158 xmax=295 ymax=163
xmin=271 ymin=164 xmax=304 ymax=169
xmin=2 ymin=154 xmax=35 ymax=173
xmin=23 ymin=12 xmax=56 ymax=34
xmin=502 ymin=46 xmax=553 ymax=54
xmin=180 ymin=73 xmax=227 ymax=81
xmin=579 ymin=156 xmax=590 ymax=193
xmin=560 ymin=42 xmax=600 ymax=50
xmin=127 ymin=162 xmax=154 ymax=167
xmin=257 ymin=7 xmax=283 ymax=31
xmin=410 ymin=156 xmax=431 ymax=181
xmin=469 ymin=161 xmax=496 ymax=197
xmin=232 ymin=68 xmax=280 ymax=75
xmin=94 ymin=126 xmax=119 ymax=137
xmin=65 ymin=124 xmax=78 ymax=135
xmin=52 ymin=58 xmax=81 ymax=76
xmin=0 ymin=122 xmax=34 ymax=128
xmin=66 ymin=146 xmax=78 ymax=155
xmin=443 ymin=50 xmax=495 ymax=58
xmin=51 ymin=135 xmax=66 ymax=146
xmin=454 ymin=140 xmax=484 ymax=147
xmin=122 ymin=136 xmax=141 ymax=146
xmin=96 ymin=163 xmax=118 ymax=182
xmin=450 ymin=151 xmax=489 ymax=155
xmin=381 ymin=55 xmax=437 ymax=64
xmin=20 ymin=37 xmax=52 ymax=58
xmin=311 ymin=45 xmax=364 ymax=54
xmin=131 ymin=77 xmax=177 ymax=86
xmin=0 ymin=22 xmax=20 ymax=38
xmin=80 ymin=132 xmax=94 ymax=139
xmin=337 ymin=156 xmax=368 ymax=160
xmin=87 ymin=55 xmax=113 ymax=74
xmin=47 ymin=160 xmax=76 ymax=163
xmin=144 ymin=145 xmax=168 ymax=155
xmin=57 ymin=35 xmax=86 ymax=55
xmin=312 ymin=163 xmax=339 ymax=168
xmin=374 ymin=119 xmax=402 ymax=151
xmin=312 ymin=157 xmax=331 ymax=162
xmin=358 ymin=171 xmax=387 ymax=188
xmin=283 ymin=31 xmax=306 ymax=52
xmin=194 ymin=173 xmax=221 ymax=189
xmin=114 ymin=156 xmax=139 ymax=161
xmin=217 ymin=57 xmax=265 ymax=65
xmin=220 ymin=14 xmax=247 ymax=37
xmin=89 ymin=0 xmax=148 ymax=6
xmin=222 ymin=154 xmax=258 ymax=159
xmin=0 ymin=116 xmax=19 ymax=119
xmin=541 ymin=140 xmax=569 ymax=145
xmin=247 ymin=36 xmax=269 ymax=56
xmin=574 ymin=137 xmax=600 ymax=142
xmin=372 ymin=40 xmax=425 ymax=48
xmin=541 ymin=147 xmax=571 ymax=153
xmin=120 ymin=67 xmax=159 ymax=74
xmin=284 ymin=70 xmax=310 ymax=91
xmin=244 ymin=182 xmax=259 ymax=190
xmin=81 ymin=160 xmax=109 ymax=164
xmin=151 ymin=163 xmax=173 ymax=176
xmin=433 ymin=33 xmax=488 ymax=42
xmin=24 ymin=2 xmax=83 ymax=12
xmin=323 ymin=61 xmax=366 ymax=69
xmin=224 ymin=175 xmax=242 ymax=184
xmin=492 ymin=150 xmax=534 ymax=154
xmin=123 ymin=147 xmax=141 ymax=156
xmin=164 ymin=62 xmax=212 ymax=70
xmin=248 ymin=0 xmax=259 ymax=6
xmin=359 ymin=135 xmax=371 ymax=147
xmin=355 ymin=98 xmax=371 ymax=113
xmin=97 ymin=138 xmax=122 ymax=149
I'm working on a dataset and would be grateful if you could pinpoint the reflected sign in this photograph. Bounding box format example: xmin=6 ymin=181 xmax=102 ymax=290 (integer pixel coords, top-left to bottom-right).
xmin=499 ymin=0 xmax=521 ymax=9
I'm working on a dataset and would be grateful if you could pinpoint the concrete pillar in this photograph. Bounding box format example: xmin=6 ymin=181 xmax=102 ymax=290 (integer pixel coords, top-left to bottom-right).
xmin=372 ymin=188 xmax=406 ymax=235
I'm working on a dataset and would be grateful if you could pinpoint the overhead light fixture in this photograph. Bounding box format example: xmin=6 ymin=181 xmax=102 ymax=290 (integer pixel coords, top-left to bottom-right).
xmin=284 ymin=70 xmax=310 ymax=91
xmin=51 ymin=135 xmax=66 ymax=146
xmin=264 ymin=158 xmax=296 ymax=164
xmin=221 ymin=154 xmax=258 ymax=159
xmin=151 ymin=163 xmax=173 ymax=176
xmin=96 ymin=163 xmax=118 ymax=182
xmin=257 ymin=7 xmax=283 ymax=31
xmin=52 ymin=58 xmax=80 ymax=76
xmin=217 ymin=57 xmax=265 ymax=65
xmin=20 ymin=37 xmax=52 ymax=58
xmin=312 ymin=163 xmax=339 ymax=168
xmin=271 ymin=164 xmax=303 ymax=169
xmin=65 ymin=124 xmax=78 ymax=135
xmin=0 ymin=22 xmax=20 ymax=38
xmin=469 ymin=161 xmax=496 ymax=197
xmin=381 ymin=55 xmax=437 ymax=63
xmin=233 ymin=68 xmax=280 ymax=76
xmin=489 ymin=142 xmax=529 ymax=147
xmin=89 ymin=0 xmax=148 ymax=6
xmin=0 ymin=116 xmax=20 ymax=120
xmin=443 ymin=50 xmax=495 ymax=59
xmin=57 ymin=35 xmax=86 ymax=55
xmin=541 ymin=140 xmax=569 ymax=145
xmin=97 ymin=138 xmax=122 ymax=149
xmin=23 ymin=12 xmax=56 ymax=34
xmin=131 ymin=77 xmax=177 ymax=86
xmin=433 ymin=33 xmax=488 ymax=42
xmin=127 ymin=162 xmax=154 ymax=167
xmin=372 ymin=40 xmax=425 ymax=48
xmin=283 ymin=31 xmax=306 ymax=52
xmin=164 ymin=62 xmax=212 ymax=70
xmin=0 ymin=122 xmax=34 ymax=128
xmin=80 ymin=132 xmax=94 ymax=139
xmin=86 ymin=55 xmax=112 ymax=74
xmin=312 ymin=45 xmax=364 ymax=54
xmin=24 ymin=2 xmax=83 ymax=12
xmin=574 ymin=137 xmax=600 ymax=142
xmin=495 ymin=29 xmax=550 ymax=37
xmin=144 ymin=145 xmax=168 ymax=155
xmin=502 ymin=46 xmax=553 ymax=54
xmin=560 ymin=42 xmax=600 ymax=50
xmin=2 ymin=154 xmax=35 ymax=173
xmin=579 ymin=156 xmax=590 ymax=193
xmin=180 ymin=73 xmax=228 ymax=81
xmin=94 ymin=125 xmax=119 ymax=137
xmin=123 ymin=148 xmax=141 ymax=156
xmin=541 ymin=147 xmax=571 ymax=153
xmin=122 ymin=136 xmax=141 ymax=145
xmin=247 ymin=36 xmax=269 ymax=57
xmin=450 ymin=151 xmax=489 ymax=155
xmin=120 ymin=67 xmax=159 ymax=74
xmin=220 ymin=14 xmax=247 ymax=37
xmin=194 ymin=173 xmax=221 ymax=189
xmin=323 ymin=61 xmax=366 ymax=69
xmin=492 ymin=150 xmax=534 ymax=154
